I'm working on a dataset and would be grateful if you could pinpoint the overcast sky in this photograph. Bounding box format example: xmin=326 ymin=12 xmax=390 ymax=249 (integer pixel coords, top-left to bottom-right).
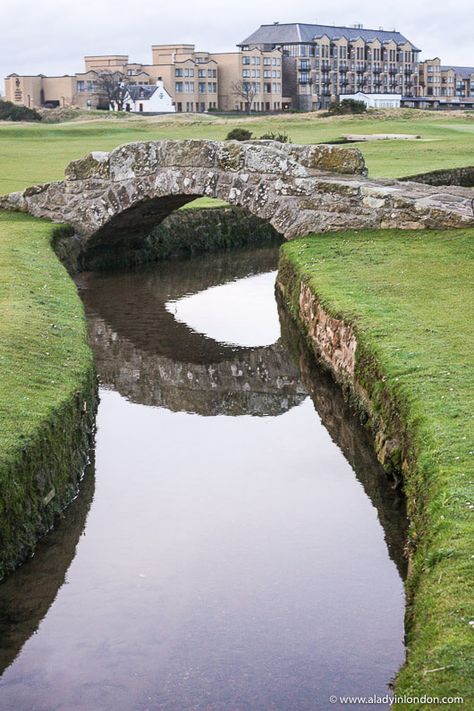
xmin=1 ymin=0 xmax=473 ymax=87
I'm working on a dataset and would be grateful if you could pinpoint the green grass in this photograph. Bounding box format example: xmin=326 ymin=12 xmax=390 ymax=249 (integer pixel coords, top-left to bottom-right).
xmin=0 ymin=212 xmax=91 ymax=453
xmin=1 ymin=110 xmax=474 ymax=195
xmin=0 ymin=211 xmax=94 ymax=575
xmin=280 ymin=230 xmax=474 ymax=705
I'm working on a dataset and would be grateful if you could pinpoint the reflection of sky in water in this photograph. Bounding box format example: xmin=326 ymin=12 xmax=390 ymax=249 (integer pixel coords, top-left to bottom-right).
xmin=166 ymin=271 xmax=279 ymax=347
xmin=0 ymin=255 xmax=406 ymax=711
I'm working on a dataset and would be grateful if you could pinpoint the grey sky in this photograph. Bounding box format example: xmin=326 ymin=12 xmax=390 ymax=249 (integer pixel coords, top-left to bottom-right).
xmin=1 ymin=0 xmax=473 ymax=87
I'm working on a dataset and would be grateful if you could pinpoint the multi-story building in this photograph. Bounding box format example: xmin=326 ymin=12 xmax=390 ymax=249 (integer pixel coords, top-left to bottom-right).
xmin=6 ymin=27 xmax=473 ymax=113
xmin=238 ymin=22 xmax=420 ymax=109
xmin=4 ymin=43 xmax=280 ymax=113
xmin=4 ymin=46 xmax=219 ymax=113
xmin=413 ymin=58 xmax=474 ymax=108
xmin=211 ymin=47 xmax=283 ymax=111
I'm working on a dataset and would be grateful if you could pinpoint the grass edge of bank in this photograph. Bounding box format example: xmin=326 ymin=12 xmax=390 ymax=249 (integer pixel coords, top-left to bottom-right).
xmin=277 ymin=230 xmax=473 ymax=705
xmin=0 ymin=211 xmax=96 ymax=580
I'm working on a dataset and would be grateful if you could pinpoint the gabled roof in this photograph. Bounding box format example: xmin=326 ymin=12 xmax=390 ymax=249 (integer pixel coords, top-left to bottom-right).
xmin=127 ymin=85 xmax=158 ymax=101
xmin=441 ymin=65 xmax=474 ymax=79
xmin=239 ymin=23 xmax=420 ymax=50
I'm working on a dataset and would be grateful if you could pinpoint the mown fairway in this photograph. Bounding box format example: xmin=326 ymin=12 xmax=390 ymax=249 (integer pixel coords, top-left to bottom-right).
xmin=1 ymin=110 xmax=474 ymax=195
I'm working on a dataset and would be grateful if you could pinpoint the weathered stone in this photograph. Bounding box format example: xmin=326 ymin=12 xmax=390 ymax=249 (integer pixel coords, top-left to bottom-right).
xmin=1 ymin=138 xmax=474 ymax=245
xmin=65 ymin=152 xmax=110 ymax=180
xmin=159 ymin=139 xmax=218 ymax=168
xmin=216 ymin=142 xmax=245 ymax=171
xmin=109 ymin=142 xmax=159 ymax=180
xmin=287 ymin=143 xmax=367 ymax=175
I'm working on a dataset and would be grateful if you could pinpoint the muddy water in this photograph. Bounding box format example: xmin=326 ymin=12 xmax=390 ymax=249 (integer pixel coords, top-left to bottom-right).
xmin=0 ymin=246 xmax=407 ymax=711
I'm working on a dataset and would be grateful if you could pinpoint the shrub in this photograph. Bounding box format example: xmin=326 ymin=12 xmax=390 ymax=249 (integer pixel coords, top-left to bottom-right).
xmin=259 ymin=131 xmax=291 ymax=143
xmin=0 ymin=100 xmax=41 ymax=122
xmin=226 ymin=128 xmax=253 ymax=141
xmin=328 ymin=99 xmax=367 ymax=115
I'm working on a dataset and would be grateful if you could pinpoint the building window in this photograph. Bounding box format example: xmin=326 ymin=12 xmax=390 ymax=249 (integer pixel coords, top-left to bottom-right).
xmin=242 ymin=56 xmax=251 ymax=65
xmin=175 ymin=68 xmax=183 ymax=77
xmin=199 ymin=82 xmax=206 ymax=93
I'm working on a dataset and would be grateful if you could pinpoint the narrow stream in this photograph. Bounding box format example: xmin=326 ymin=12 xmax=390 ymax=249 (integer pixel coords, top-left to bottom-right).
xmin=0 ymin=245 xmax=407 ymax=711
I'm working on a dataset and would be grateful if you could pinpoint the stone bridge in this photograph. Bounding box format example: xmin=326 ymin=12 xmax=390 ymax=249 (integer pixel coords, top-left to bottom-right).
xmin=1 ymin=139 xmax=474 ymax=247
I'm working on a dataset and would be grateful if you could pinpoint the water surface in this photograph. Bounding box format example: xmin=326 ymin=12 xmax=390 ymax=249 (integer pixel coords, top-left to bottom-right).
xmin=0 ymin=246 xmax=406 ymax=710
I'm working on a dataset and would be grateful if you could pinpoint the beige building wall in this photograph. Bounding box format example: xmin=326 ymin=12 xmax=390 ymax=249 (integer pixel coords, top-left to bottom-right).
xmin=212 ymin=48 xmax=283 ymax=111
xmin=148 ymin=45 xmax=218 ymax=112
xmin=84 ymin=55 xmax=129 ymax=72
xmin=5 ymin=75 xmax=43 ymax=107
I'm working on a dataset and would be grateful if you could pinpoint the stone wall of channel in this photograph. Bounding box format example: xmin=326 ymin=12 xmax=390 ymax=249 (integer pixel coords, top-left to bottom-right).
xmin=276 ymin=259 xmax=409 ymax=479
xmin=401 ymin=165 xmax=474 ymax=188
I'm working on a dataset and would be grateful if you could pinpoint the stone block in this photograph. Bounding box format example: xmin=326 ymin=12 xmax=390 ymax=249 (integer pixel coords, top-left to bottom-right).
xmin=65 ymin=152 xmax=110 ymax=180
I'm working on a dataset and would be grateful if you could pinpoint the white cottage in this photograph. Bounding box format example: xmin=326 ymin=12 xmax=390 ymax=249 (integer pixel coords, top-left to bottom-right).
xmin=112 ymin=79 xmax=176 ymax=113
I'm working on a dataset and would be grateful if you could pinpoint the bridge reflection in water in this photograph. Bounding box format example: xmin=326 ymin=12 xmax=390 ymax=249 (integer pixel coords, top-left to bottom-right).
xmin=0 ymin=245 xmax=406 ymax=710
xmin=77 ymin=246 xmax=307 ymax=418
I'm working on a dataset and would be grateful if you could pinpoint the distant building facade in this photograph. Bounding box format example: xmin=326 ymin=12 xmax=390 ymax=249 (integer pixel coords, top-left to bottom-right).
xmin=4 ymin=26 xmax=474 ymax=113
xmin=407 ymin=58 xmax=474 ymax=108
xmin=212 ymin=47 xmax=283 ymax=112
xmin=238 ymin=22 xmax=420 ymax=109
xmin=4 ymin=44 xmax=281 ymax=113
xmin=4 ymin=46 xmax=219 ymax=113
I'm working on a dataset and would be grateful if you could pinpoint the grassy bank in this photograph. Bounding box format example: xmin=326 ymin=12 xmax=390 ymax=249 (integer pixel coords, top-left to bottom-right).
xmin=278 ymin=229 xmax=473 ymax=704
xmin=0 ymin=211 xmax=96 ymax=578
xmin=0 ymin=111 xmax=474 ymax=195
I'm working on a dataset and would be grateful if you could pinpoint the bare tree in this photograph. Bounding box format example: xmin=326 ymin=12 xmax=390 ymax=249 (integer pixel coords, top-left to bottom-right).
xmin=231 ymin=80 xmax=257 ymax=114
xmin=95 ymin=71 xmax=131 ymax=111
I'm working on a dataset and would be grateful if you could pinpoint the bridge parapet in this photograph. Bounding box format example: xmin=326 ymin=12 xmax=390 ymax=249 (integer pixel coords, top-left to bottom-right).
xmin=64 ymin=139 xmax=367 ymax=184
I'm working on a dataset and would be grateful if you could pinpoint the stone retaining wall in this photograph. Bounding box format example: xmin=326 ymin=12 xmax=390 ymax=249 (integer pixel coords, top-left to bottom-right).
xmin=401 ymin=165 xmax=474 ymax=188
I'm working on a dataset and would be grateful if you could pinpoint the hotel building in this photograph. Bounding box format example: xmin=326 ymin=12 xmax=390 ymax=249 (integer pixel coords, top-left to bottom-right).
xmin=238 ymin=22 xmax=421 ymax=110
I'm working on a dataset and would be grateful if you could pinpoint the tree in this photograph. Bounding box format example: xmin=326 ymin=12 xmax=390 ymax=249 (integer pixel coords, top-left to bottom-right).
xmin=231 ymin=80 xmax=257 ymax=114
xmin=95 ymin=71 xmax=131 ymax=111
